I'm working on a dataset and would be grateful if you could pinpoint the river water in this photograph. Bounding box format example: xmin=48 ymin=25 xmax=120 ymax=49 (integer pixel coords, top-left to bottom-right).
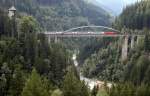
xmin=72 ymin=53 xmax=112 ymax=90
xmin=72 ymin=54 xmax=99 ymax=90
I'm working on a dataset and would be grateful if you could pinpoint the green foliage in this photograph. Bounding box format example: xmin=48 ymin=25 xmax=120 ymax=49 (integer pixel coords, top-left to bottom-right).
xmin=62 ymin=70 xmax=81 ymax=96
xmin=78 ymin=38 xmax=114 ymax=65
xmin=0 ymin=13 xmax=72 ymax=95
xmin=136 ymin=84 xmax=150 ymax=96
xmin=62 ymin=69 xmax=90 ymax=96
xmin=1 ymin=0 xmax=150 ymax=96
xmin=20 ymin=16 xmax=40 ymax=34
xmin=37 ymin=0 xmax=112 ymax=30
xmin=96 ymin=89 xmax=109 ymax=96
xmin=80 ymin=81 xmax=90 ymax=96
xmin=51 ymin=89 xmax=63 ymax=96
xmin=109 ymin=83 xmax=150 ymax=96
xmin=125 ymin=55 xmax=150 ymax=85
xmin=91 ymin=86 xmax=99 ymax=96
xmin=8 ymin=65 xmax=25 ymax=96
xmin=0 ymin=9 xmax=12 ymax=37
xmin=81 ymin=38 xmax=123 ymax=81
xmin=114 ymin=0 xmax=150 ymax=30
xmin=21 ymin=68 xmax=49 ymax=96
xmin=144 ymin=31 xmax=150 ymax=52
xmin=136 ymin=36 xmax=145 ymax=51
xmin=19 ymin=16 xmax=39 ymax=69
xmin=0 ymin=74 xmax=7 ymax=96
xmin=0 ymin=0 xmax=112 ymax=31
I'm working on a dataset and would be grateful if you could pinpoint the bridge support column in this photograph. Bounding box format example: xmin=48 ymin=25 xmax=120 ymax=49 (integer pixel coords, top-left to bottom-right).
xmin=136 ymin=36 xmax=142 ymax=45
xmin=54 ymin=36 xmax=58 ymax=43
xmin=131 ymin=36 xmax=135 ymax=49
xmin=47 ymin=36 xmax=51 ymax=43
xmin=122 ymin=36 xmax=128 ymax=61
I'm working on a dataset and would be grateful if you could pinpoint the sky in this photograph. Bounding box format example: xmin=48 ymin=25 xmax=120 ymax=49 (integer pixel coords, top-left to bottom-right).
xmin=95 ymin=0 xmax=140 ymax=15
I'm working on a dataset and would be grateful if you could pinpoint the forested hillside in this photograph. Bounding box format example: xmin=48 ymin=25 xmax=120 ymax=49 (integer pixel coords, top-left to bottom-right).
xmin=80 ymin=0 xmax=150 ymax=81
xmin=114 ymin=0 xmax=150 ymax=30
xmin=0 ymin=7 xmax=91 ymax=95
xmin=0 ymin=0 xmax=112 ymax=31
xmin=1 ymin=0 xmax=112 ymax=95
xmin=79 ymin=0 xmax=150 ymax=95
xmin=1 ymin=0 xmax=150 ymax=96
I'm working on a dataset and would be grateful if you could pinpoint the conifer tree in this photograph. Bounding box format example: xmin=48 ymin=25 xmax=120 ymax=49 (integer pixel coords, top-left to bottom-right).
xmin=21 ymin=68 xmax=49 ymax=96
xmin=0 ymin=74 xmax=7 ymax=96
xmin=80 ymin=81 xmax=90 ymax=96
xmin=91 ymin=86 xmax=99 ymax=96
xmin=62 ymin=69 xmax=90 ymax=96
xmin=62 ymin=70 xmax=81 ymax=96
xmin=8 ymin=65 xmax=25 ymax=96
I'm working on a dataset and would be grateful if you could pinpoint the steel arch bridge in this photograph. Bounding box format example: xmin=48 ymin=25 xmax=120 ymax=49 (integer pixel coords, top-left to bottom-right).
xmin=43 ymin=25 xmax=122 ymax=37
xmin=42 ymin=25 xmax=143 ymax=37
xmin=63 ymin=25 xmax=120 ymax=32
xmin=42 ymin=25 xmax=144 ymax=61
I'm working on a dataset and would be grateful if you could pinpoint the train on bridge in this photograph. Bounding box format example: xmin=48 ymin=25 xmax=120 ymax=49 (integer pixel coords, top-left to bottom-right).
xmin=44 ymin=31 xmax=118 ymax=36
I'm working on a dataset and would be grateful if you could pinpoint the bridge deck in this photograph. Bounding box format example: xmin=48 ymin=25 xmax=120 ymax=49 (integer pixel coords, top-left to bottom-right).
xmin=42 ymin=32 xmax=144 ymax=37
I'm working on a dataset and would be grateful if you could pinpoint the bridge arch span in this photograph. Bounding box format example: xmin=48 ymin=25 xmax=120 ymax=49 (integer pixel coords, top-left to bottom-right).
xmin=63 ymin=25 xmax=120 ymax=33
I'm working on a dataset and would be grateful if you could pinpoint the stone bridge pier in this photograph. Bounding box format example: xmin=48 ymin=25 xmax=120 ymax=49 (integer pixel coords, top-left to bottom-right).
xmin=121 ymin=36 xmax=139 ymax=61
xmin=122 ymin=36 xmax=129 ymax=61
xmin=47 ymin=36 xmax=59 ymax=43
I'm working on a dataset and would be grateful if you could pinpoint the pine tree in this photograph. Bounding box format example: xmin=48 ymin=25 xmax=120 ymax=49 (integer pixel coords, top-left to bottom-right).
xmin=19 ymin=16 xmax=40 ymax=68
xmin=62 ymin=69 xmax=90 ymax=96
xmin=136 ymin=84 xmax=148 ymax=96
xmin=62 ymin=70 xmax=81 ymax=96
xmin=91 ymin=86 xmax=98 ymax=96
xmin=144 ymin=29 xmax=150 ymax=52
xmin=80 ymin=81 xmax=90 ymax=96
xmin=21 ymin=68 xmax=49 ymax=96
xmin=130 ymin=55 xmax=149 ymax=85
xmin=8 ymin=65 xmax=25 ymax=96
xmin=0 ymin=74 xmax=7 ymax=96
xmin=96 ymin=89 xmax=109 ymax=96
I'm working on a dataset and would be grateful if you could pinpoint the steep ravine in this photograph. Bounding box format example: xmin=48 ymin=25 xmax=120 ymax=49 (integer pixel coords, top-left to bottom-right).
xmin=72 ymin=53 xmax=112 ymax=90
